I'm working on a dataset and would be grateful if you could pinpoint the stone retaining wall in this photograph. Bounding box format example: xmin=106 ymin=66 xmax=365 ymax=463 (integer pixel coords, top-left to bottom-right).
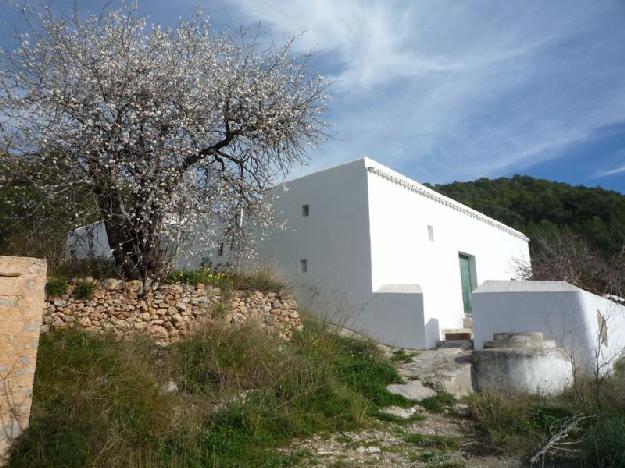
xmin=43 ymin=279 xmax=302 ymax=343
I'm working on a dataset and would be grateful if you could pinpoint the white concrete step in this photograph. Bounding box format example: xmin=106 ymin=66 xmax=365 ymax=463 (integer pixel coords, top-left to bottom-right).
xmin=443 ymin=328 xmax=473 ymax=341
xmin=436 ymin=339 xmax=473 ymax=350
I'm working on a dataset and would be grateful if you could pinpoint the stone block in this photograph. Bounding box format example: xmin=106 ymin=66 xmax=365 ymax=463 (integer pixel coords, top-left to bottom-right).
xmin=0 ymin=256 xmax=47 ymax=464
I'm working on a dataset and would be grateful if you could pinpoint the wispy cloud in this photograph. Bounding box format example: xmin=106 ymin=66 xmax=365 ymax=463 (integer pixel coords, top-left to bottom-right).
xmin=2 ymin=0 xmax=624 ymax=186
xmin=224 ymin=0 xmax=625 ymax=182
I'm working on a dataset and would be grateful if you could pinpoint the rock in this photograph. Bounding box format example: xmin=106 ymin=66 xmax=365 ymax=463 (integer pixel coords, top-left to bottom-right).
xmin=395 ymin=347 xmax=473 ymax=398
xmin=161 ymin=380 xmax=178 ymax=393
xmin=386 ymin=380 xmax=437 ymax=401
xmin=43 ymin=279 xmax=301 ymax=343
xmin=108 ymin=277 xmax=123 ymax=290
xmin=356 ymin=446 xmax=381 ymax=454
xmin=380 ymin=406 xmax=420 ymax=419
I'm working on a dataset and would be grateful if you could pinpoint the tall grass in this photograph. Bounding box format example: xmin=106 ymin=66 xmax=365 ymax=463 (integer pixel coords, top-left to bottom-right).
xmin=467 ymin=362 xmax=625 ymax=466
xmin=9 ymin=315 xmax=408 ymax=467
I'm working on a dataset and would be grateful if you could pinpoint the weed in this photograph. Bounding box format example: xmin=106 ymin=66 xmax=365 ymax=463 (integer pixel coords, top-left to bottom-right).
xmin=419 ymin=392 xmax=456 ymax=413
xmin=165 ymin=267 xmax=285 ymax=293
xmin=45 ymin=277 xmax=67 ymax=297
xmin=73 ymin=280 xmax=95 ymax=299
xmin=403 ymin=433 xmax=460 ymax=451
xmin=391 ymin=349 xmax=417 ymax=363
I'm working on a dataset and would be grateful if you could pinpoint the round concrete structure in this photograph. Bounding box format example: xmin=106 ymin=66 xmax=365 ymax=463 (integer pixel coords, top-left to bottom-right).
xmin=472 ymin=332 xmax=573 ymax=396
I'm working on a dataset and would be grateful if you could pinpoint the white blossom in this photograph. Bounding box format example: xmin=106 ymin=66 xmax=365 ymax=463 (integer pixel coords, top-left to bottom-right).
xmin=0 ymin=3 xmax=329 ymax=283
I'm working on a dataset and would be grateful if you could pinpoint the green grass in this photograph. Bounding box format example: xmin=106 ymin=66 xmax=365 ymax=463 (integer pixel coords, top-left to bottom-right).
xmin=391 ymin=349 xmax=417 ymax=363
xmin=9 ymin=316 xmax=407 ymax=467
xmin=403 ymin=433 xmax=460 ymax=451
xmin=165 ymin=267 xmax=285 ymax=293
xmin=419 ymin=392 xmax=456 ymax=413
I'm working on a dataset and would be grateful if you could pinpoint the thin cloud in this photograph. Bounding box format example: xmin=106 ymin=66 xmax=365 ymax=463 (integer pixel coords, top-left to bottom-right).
xmin=226 ymin=0 xmax=625 ymax=182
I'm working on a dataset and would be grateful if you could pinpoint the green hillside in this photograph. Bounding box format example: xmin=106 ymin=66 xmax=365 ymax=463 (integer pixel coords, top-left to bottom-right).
xmin=429 ymin=175 xmax=625 ymax=257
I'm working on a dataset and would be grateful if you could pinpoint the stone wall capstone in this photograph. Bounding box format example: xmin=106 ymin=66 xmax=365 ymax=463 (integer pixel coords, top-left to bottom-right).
xmin=0 ymin=256 xmax=47 ymax=465
xmin=43 ymin=279 xmax=302 ymax=343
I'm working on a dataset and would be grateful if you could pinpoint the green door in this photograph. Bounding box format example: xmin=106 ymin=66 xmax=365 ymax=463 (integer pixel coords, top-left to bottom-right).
xmin=458 ymin=254 xmax=474 ymax=313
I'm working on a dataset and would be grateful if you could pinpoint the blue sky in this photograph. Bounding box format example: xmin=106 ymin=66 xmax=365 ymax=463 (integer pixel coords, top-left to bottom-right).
xmin=2 ymin=1 xmax=625 ymax=191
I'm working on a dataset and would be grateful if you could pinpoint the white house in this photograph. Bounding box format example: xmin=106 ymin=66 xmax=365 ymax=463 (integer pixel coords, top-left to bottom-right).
xmin=67 ymin=158 xmax=531 ymax=349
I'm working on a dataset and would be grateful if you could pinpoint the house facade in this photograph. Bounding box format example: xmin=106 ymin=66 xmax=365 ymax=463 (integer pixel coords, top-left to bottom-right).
xmin=240 ymin=158 xmax=530 ymax=348
xmin=67 ymin=158 xmax=530 ymax=349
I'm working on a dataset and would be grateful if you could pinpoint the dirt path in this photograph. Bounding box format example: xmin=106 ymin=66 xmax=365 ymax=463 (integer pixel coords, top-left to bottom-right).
xmin=282 ymin=344 xmax=522 ymax=467
xmin=283 ymin=406 xmax=521 ymax=467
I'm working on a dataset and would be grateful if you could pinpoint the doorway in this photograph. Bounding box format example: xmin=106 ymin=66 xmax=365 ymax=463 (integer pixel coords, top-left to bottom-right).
xmin=458 ymin=253 xmax=476 ymax=313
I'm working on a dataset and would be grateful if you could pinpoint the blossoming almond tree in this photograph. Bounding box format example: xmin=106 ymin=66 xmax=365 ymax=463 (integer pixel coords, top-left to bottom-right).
xmin=0 ymin=4 xmax=328 ymax=283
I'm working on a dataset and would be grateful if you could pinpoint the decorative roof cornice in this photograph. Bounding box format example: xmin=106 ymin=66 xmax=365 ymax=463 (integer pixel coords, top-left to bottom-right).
xmin=366 ymin=165 xmax=529 ymax=241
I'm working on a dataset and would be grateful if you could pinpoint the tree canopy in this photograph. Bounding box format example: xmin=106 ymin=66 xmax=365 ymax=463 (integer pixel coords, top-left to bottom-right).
xmin=430 ymin=175 xmax=625 ymax=258
xmin=0 ymin=4 xmax=328 ymax=283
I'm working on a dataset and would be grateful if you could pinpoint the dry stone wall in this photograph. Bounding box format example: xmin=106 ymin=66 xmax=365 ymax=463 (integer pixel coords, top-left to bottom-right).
xmin=43 ymin=279 xmax=302 ymax=343
xmin=0 ymin=257 xmax=47 ymax=465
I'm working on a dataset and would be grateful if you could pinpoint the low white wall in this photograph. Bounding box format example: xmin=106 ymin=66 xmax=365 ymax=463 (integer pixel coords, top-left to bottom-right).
xmin=357 ymin=284 xmax=426 ymax=348
xmin=473 ymin=281 xmax=625 ymax=374
xmin=66 ymin=221 xmax=111 ymax=259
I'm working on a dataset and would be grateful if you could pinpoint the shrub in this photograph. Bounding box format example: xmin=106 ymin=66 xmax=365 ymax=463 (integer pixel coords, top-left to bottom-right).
xmin=467 ymin=392 xmax=549 ymax=454
xmin=584 ymin=413 xmax=625 ymax=467
xmin=45 ymin=277 xmax=67 ymax=297
xmin=73 ymin=280 xmax=95 ymax=299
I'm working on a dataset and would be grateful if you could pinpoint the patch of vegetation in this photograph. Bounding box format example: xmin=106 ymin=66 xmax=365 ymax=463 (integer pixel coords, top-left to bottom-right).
xmin=467 ymin=371 xmax=625 ymax=466
xmin=374 ymin=410 xmax=426 ymax=424
xmin=9 ymin=315 xmax=406 ymax=467
xmin=53 ymin=258 xmax=119 ymax=280
xmin=403 ymin=433 xmax=460 ymax=451
xmin=431 ymin=175 xmax=625 ymax=258
xmin=391 ymin=349 xmax=417 ymax=363
xmin=8 ymin=330 xmax=174 ymax=468
xmin=73 ymin=280 xmax=95 ymax=299
xmin=419 ymin=392 xmax=456 ymax=413
xmin=166 ymin=267 xmax=285 ymax=293
xmin=45 ymin=277 xmax=67 ymax=297
xmin=418 ymin=451 xmax=463 ymax=467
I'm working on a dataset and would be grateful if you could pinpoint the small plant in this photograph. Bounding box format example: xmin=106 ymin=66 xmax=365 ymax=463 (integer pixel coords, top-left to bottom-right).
xmin=165 ymin=268 xmax=234 ymax=292
xmin=212 ymin=302 xmax=228 ymax=319
xmin=391 ymin=349 xmax=417 ymax=363
xmin=419 ymin=392 xmax=456 ymax=413
xmin=73 ymin=280 xmax=95 ymax=300
xmin=165 ymin=267 xmax=285 ymax=293
xmin=45 ymin=277 xmax=68 ymax=297
xmin=403 ymin=432 xmax=460 ymax=451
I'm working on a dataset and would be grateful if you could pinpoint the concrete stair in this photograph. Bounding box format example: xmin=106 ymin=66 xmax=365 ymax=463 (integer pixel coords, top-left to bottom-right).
xmin=443 ymin=328 xmax=473 ymax=341
xmin=435 ymin=328 xmax=474 ymax=350
xmin=436 ymin=339 xmax=473 ymax=350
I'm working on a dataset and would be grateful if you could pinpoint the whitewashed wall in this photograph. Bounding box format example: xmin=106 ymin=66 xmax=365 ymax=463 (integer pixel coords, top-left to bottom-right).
xmin=66 ymin=221 xmax=111 ymax=259
xmin=364 ymin=159 xmax=529 ymax=347
xmin=255 ymin=158 xmax=529 ymax=348
xmin=473 ymin=281 xmax=625 ymax=374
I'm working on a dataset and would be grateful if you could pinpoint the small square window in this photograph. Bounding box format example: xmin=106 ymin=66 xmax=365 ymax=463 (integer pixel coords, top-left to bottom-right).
xmin=302 ymin=204 xmax=309 ymax=217
xmin=300 ymin=259 xmax=308 ymax=273
xmin=427 ymin=225 xmax=435 ymax=242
